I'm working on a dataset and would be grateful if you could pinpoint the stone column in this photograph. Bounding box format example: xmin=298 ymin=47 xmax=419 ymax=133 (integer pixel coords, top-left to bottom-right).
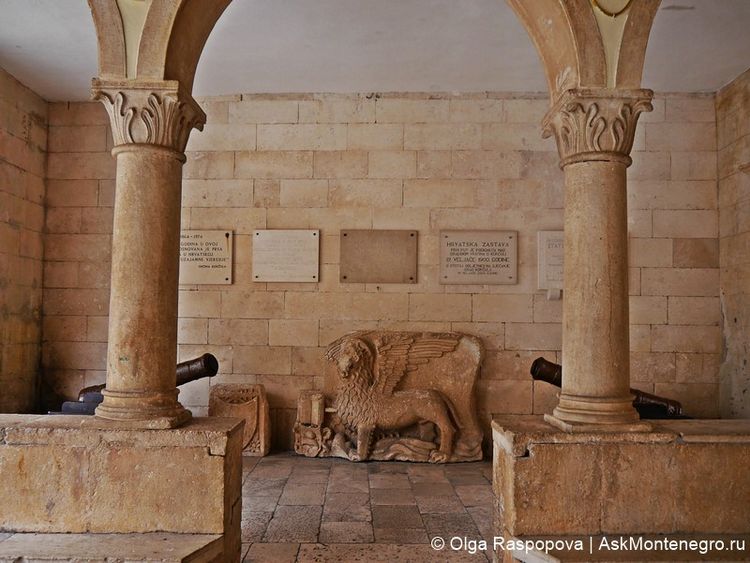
xmin=92 ymin=80 xmax=205 ymax=428
xmin=542 ymin=88 xmax=653 ymax=430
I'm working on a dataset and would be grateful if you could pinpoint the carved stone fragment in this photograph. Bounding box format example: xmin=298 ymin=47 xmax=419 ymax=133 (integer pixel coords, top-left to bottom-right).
xmin=294 ymin=331 xmax=484 ymax=463
xmin=209 ymin=384 xmax=270 ymax=456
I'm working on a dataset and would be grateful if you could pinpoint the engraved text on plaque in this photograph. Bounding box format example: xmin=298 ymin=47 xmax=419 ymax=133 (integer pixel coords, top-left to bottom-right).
xmin=179 ymin=230 xmax=233 ymax=285
xmin=440 ymin=230 xmax=517 ymax=285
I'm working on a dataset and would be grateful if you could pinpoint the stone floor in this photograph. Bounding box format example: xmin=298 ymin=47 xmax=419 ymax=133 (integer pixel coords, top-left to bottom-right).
xmin=240 ymin=453 xmax=494 ymax=562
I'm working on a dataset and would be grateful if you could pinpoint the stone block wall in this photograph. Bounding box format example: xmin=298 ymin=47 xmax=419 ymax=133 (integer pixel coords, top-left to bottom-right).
xmin=42 ymin=92 xmax=722 ymax=447
xmin=0 ymin=68 xmax=47 ymax=412
xmin=716 ymin=69 xmax=750 ymax=417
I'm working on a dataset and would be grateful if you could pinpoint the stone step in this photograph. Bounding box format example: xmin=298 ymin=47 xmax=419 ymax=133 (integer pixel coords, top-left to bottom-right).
xmin=0 ymin=533 xmax=223 ymax=562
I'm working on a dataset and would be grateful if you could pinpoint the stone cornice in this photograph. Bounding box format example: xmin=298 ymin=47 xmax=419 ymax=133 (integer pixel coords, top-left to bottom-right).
xmin=92 ymin=80 xmax=206 ymax=154
xmin=542 ymin=88 xmax=653 ymax=167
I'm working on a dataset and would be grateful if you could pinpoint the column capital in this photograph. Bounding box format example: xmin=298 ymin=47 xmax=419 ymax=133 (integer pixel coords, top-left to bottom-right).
xmin=92 ymin=79 xmax=206 ymax=155
xmin=542 ymin=88 xmax=653 ymax=168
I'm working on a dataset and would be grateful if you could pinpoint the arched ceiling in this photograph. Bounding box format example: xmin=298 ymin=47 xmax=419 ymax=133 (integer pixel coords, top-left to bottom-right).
xmin=0 ymin=0 xmax=748 ymax=102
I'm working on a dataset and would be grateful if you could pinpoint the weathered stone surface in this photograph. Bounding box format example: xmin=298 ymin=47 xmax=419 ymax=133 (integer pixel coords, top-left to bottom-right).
xmin=493 ymin=416 xmax=750 ymax=537
xmin=209 ymin=384 xmax=271 ymax=456
xmin=0 ymin=533 xmax=223 ymax=562
xmin=262 ymin=506 xmax=321 ymax=543
xmin=0 ymin=415 xmax=243 ymax=562
xmin=294 ymin=331 xmax=484 ymax=463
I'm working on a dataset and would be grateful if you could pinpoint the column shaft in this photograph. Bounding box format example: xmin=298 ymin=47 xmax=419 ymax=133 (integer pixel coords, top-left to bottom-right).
xmin=552 ymin=159 xmax=637 ymax=424
xmin=95 ymin=146 xmax=190 ymax=427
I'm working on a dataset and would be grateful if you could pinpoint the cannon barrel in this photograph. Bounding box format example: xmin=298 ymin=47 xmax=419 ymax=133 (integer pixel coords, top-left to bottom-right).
xmin=530 ymin=357 xmax=689 ymax=419
xmin=77 ymin=353 xmax=219 ymax=401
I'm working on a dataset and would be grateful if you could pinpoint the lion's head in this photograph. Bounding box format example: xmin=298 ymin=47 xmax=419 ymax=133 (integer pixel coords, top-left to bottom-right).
xmin=328 ymin=336 xmax=375 ymax=386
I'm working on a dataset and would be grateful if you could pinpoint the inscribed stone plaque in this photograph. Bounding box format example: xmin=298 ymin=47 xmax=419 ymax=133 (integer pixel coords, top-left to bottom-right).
xmin=252 ymin=229 xmax=319 ymax=282
xmin=340 ymin=230 xmax=418 ymax=284
xmin=179 ymin=230 xmax=233 ymax=285
xmin=440 ymin=230 xmax=517 ymax=285
xmin=537 ymin=231 xmax=564 ymax=291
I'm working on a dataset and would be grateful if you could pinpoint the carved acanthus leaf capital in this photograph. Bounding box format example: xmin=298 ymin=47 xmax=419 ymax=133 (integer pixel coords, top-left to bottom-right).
xmin=542 ymin=88 xmax=653 ymax=167
xmin=92 ymin=80 xmax=206 ymax=154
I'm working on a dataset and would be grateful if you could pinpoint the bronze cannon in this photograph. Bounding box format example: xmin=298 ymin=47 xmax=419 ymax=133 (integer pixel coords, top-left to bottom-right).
xmin=530 ymin=357 xmax=689 ymax=419
xmin=52 ymin=353 xmax=219 ymax=415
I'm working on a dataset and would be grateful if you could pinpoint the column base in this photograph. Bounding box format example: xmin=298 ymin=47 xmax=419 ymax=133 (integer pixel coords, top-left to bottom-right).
xmin=95 ymin=389 xmax=192 ymax=429
xmin=549 ymin=392 xmax=648 ymax=431
xmin=544 ymin=413 xmax=652 ymax=433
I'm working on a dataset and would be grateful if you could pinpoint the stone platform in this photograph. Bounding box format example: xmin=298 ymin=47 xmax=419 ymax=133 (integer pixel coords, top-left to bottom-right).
xmin=0 ymin=415 xmax=244 ymax=562
xmin=492 ymin=416 xmax=750 ymax=562
xmin=0 ymin=532 xmax=223 ymax=562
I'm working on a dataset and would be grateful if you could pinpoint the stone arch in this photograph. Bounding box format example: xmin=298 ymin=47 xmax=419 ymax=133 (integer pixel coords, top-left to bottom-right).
xmin=88 ymin=0 xmax=127 ymax=79
xmin=506 ymin=0 xmax=660 ymax=100
xmin=88 ymin=0 xmax=231 ymax=88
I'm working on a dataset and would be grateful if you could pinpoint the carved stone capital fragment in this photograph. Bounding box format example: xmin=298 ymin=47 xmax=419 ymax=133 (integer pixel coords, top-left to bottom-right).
xmin=92 ymin=80 xmax=206 ymax=155
xmin=542 ymin=88 xmax=653 ymax=167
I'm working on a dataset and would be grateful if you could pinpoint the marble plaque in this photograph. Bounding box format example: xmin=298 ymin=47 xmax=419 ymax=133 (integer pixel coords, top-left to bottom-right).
xmin=440 ymin=230 xmax=517 ymax=285
xmin=179 ymin=230 xmax=233 ymax=285
xmin=252 ymin=229 xmax=319 ymax=282
xmin=340 ymin=230 xmax=418 ymax=284
xmin=537 ymin=231 xmax=564 ymax=291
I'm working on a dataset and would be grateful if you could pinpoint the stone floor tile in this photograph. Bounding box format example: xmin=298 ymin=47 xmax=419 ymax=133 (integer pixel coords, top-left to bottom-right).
xmin=241 ymin=511 xmax=273 ymax=542
xmin=242 ymin=457 xmax=260 ymax=481
xmin=368 ymin=462 xmax=410 ymax=474
xmin=455 ymin=484 xmax=493 ymax=507
xmin=292 ymin=456 xmax=333 ymax=469
xmin=297 ymin=543 xmax=488 ymax=562
xmin=240 ymin=543 xmax=251 ymax=560
xmin=251 ymin=460 xmax=294 ymax=479
xmin=412 ymin=482 xmax=456 ymax=496
xmin=467 ymin=505 xmax=494 ymax=539
xmin=416 ymin=494 xmax=467 ymax=514
xmin=243 ymin=542 xmax=300 ymax=562
xmin=371 ymin=505 xmax=424 ymax=529
xmin=0 ymin=534 xmax=12 ymax=542
xmin=279 ymin=482 xmax=327 ymax=505
xmin=288 ymin=468 xmax=330 ymax=484
xmin=322 ymin=493 xmax=371 ymax=522
xmin=369 ymin=472 xmax=411 ymax=489
xmin=422 ymin=512 xmax=482 ymax=539
xmin=444 ymin=472 xmax=490 ymax=486
xmin=263 ymin=506 xmax=322 ymax=543
xmin=373 ymin=527 xmax=429 ymax=544
xmin=243 ymin=492 xmax=281 ymax=512
xmin=319 ymin=521 xmax=375 ymax=543
xmin=370 ymin=487 xmax=416 ymax=506
xmin=326 ymin=476 xmax=369 ymax=494
xmin=242 ymin=478 xmax=287 ymax=497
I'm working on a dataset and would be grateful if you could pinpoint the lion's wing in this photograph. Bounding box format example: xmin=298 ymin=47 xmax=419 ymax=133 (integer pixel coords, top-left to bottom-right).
xmin=375 ymin=333 xmax=461 ymax=396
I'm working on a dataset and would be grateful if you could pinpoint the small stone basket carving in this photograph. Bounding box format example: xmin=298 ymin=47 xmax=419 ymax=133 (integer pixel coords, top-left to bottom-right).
xmin=209 ymin=384 xmax=270 ymax=456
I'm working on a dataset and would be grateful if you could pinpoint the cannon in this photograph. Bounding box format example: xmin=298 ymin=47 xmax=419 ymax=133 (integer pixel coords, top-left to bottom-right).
xmin=51 ymin=353 xmax=219 ymax=415
xmin=530 ymin=357 xmax=689 ymax=419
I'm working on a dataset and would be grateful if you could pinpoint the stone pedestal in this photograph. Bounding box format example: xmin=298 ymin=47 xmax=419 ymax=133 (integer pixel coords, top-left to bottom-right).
xmin=492 ymin=416 xmax=750 ymax=561
xmin=0 ymin=415 xmax=243 ymax=562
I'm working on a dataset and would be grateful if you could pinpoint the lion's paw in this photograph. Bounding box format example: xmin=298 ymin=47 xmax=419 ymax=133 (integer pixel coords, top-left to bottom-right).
xmin=428 ymin=450 xmax=449 ymax=463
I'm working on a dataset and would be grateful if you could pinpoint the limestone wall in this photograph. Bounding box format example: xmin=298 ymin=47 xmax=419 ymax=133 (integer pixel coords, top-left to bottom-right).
xmin=0 ymin=68 xmax=47 ymax=412
xmin=42 ymin=92 xmax=721 ymax=446
xmin=716 ymin=69 xmax=750 ymax=417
